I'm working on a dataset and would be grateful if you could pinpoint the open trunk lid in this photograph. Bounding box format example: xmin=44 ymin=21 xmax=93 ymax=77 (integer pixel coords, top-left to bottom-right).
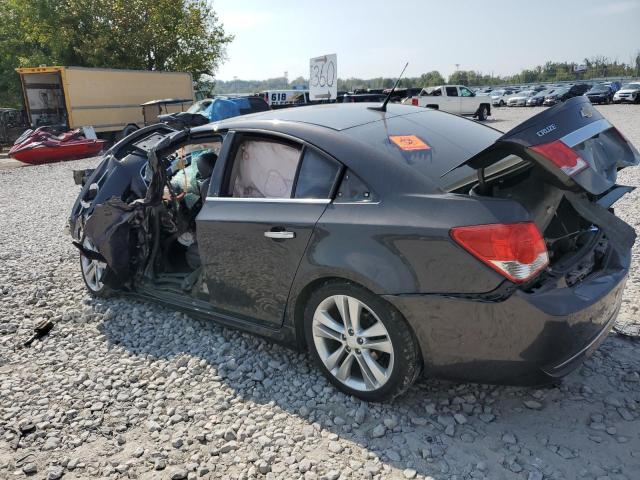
xmin=445 ymin=96 xmax=640 ymax=196
xmin=445 ymin=97 xmax=638 ymax=286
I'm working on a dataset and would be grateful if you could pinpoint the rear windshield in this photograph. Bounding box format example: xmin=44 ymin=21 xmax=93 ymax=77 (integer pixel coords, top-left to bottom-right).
xmin=343 ymin=110 xmax=501 ymax=189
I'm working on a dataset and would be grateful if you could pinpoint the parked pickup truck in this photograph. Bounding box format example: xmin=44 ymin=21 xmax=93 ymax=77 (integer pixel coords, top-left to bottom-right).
xmin=402 ymin=85 xmax=491 ymax=120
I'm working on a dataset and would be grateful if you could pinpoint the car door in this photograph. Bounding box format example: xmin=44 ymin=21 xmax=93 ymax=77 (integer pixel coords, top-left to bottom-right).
xmin=458 ymin=86 xmax=476 ymax=114
xmin=196 ymin=133 xmax=342 ymax=327
xmin=444 ymin=86 xmax=461 ymax=114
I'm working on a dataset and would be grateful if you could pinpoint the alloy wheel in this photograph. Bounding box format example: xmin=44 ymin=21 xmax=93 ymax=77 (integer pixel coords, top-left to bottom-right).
xmin=80 ymin=237 xmax=106 ymax=291
xmin=312 ymin=295 xmax=394 ymax=392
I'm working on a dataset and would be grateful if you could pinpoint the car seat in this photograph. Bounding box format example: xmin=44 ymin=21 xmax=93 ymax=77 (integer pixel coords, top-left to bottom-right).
xmin=196 ymin=152 xmax=218 ymax=201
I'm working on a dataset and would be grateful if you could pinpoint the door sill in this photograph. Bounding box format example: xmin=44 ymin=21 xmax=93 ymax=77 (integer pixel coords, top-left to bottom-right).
xmin=132 ymin=280 xmax=285 ymax=339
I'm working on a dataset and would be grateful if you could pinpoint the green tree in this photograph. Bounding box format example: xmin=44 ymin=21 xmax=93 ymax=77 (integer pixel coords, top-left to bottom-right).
xmin=419 ymin=71 xmax=445 ymax=86
xmin=0 ymin=0 xmax=232 ymax=106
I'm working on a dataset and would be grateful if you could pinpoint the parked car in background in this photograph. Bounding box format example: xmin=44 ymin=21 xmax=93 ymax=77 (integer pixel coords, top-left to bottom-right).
xmin=543 ymin=84 xmax=590 ymax=106
xmin=159 ymin=96 xmax=270 ymax=128
xmin=404 ymin=85 xmax=491 ymax=120
xmin=544 ymin=88 xmax=568 ymax=106
xmin=526 ymin=89 xmax=555 ymax=106
xmin=507 ymin=90 xmax=537 ymax=106
xmin=570 ymin=83 xmax=591 ymax=96
xmin=353 ymin=88 xmax=385 ymax=95
xmin=584 ymin=84 xmax=614 ymax=104
xmin=613 ymin=82 xmax=640 ymax=104
xmin=490 ymin=89 xmax=514 ymax=106
xmin=342 ymin=93 xmax=387 ymax=103
xmin=382 ymin=87 xmax=423 ymax=103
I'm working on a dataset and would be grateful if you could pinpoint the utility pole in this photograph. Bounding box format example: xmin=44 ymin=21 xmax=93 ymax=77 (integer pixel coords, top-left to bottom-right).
xmin=233 ymin=76 xmax=238 ymax=96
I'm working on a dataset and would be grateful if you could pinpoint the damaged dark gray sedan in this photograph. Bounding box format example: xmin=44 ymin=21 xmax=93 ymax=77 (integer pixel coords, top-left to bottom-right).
xmin=69 ymin=97 xmax=639 ymax=401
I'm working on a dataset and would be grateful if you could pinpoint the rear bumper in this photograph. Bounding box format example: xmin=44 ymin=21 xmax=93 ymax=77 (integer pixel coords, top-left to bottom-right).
xmin=384 ymin=246 xmax=629 ymax=385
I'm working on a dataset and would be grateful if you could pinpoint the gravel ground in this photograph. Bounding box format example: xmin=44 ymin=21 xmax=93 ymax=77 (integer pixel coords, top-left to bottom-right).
xmin=1 ymin=105 xmax=639 ymax=480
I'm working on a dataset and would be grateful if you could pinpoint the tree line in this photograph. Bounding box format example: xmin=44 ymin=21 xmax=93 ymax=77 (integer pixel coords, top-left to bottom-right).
xmin=211 ymin=56 xmax=640 ymax=95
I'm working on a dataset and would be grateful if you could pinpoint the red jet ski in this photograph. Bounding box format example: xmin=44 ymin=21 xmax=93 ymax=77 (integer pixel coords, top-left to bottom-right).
xmin=9 ymin=127 xmax=106 ymax=165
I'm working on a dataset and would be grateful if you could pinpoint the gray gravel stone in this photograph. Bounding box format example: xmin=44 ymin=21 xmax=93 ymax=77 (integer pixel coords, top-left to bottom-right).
xmin=524 ymin=400 xmax=543 ymax=410
xmin=22 ymin=463 xmax=38 ymax=474
xmin=47 ymin=466 xmax=64 ymax=480
xmin=403 ymin=468 xmax=417 ymax=478
xmin=371 ymin=424 xmax=386 ymax=438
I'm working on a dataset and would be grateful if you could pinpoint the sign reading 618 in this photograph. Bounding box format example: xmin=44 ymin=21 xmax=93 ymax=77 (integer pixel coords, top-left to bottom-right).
xmin=309 ymin=54 xmax=337 ymax=101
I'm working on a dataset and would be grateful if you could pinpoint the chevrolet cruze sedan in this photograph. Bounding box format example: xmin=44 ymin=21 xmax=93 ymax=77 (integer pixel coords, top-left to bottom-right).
xmin=69 ymin=98 xmax=638 ymax=401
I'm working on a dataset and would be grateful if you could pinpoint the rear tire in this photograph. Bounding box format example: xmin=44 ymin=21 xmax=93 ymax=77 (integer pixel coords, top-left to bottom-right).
xmin=304 ymin=281 xmax=421 ymax=402
xmin=476 ymin=105 xmax=488 ymax=121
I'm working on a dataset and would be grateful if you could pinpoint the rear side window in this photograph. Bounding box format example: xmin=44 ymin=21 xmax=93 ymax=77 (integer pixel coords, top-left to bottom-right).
xmin=445 ymin=87 xmax=459 ymax=96
xmin=228 ymin=138 xmax=301 ymax=198
xmin=344 ymin=112 xmax=501 ymax=191
xmin=294 ymin=149 xmax=341 ymax=199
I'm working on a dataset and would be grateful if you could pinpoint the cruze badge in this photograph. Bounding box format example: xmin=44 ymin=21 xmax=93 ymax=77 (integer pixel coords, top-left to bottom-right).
xmin=536 ymin=124 xmax=557 ymax=137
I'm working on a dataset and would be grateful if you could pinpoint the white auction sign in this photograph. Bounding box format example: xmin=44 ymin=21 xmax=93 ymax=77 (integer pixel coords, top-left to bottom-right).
xmin=309 ymin=54 xmax=337 ymax=101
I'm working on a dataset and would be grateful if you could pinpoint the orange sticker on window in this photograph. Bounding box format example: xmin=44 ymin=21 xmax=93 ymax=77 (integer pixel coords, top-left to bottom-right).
xmin=389 ymin=135 xmax=430 ymax=151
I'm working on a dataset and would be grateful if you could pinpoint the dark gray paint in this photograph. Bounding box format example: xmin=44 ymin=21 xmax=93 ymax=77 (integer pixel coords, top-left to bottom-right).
xmin=69 ymin=102 xmax=636 ymax=386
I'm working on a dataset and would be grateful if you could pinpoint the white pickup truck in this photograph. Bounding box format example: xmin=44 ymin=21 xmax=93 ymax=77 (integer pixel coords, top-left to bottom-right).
xmin=403 ymin=85 xmax=491 ymax=120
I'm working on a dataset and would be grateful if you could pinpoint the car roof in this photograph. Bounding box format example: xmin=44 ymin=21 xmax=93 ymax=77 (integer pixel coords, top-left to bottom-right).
xmin=191 ymin=103 xmax=501 ymax=196
xmin=206 ymin=102 xmax=422 ymax=131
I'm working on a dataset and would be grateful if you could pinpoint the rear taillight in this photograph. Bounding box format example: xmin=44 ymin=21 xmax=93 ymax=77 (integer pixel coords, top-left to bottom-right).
xmin=450 ymin=223 xmax=548 ymax=283
xmin=529 ymin=140 xmax=588 ymax=176
xmin=411 ymin=98 xmax=418 ymax=106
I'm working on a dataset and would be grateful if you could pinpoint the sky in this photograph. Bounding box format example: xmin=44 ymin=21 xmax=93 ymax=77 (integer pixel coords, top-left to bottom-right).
xmin=212 ymin=0 xmax=640 ymax=81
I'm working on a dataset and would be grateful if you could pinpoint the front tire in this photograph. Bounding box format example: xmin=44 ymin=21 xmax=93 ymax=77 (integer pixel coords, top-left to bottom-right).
xmin=79 ymin=237 xmax=114 ymax=298
xmin=304 ymin=282 xmax=421 ymax=402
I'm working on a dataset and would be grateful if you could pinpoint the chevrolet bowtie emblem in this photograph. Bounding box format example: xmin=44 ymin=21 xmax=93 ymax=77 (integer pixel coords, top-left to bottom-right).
xmin=580 ymin=105 xmax=593 ymax=118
